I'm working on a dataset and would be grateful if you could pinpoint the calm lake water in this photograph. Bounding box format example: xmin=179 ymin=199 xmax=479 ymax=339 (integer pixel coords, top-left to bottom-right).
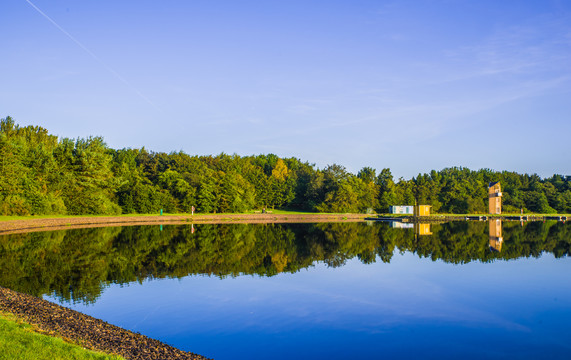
xmin=1 ymin=221 xmax=571 ymax=359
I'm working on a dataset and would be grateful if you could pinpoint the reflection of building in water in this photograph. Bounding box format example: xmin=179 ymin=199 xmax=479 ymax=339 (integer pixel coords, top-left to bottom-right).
xmin=389 ymin=206 xmax=414 ymax=214
xmin=415 ymin=223 xmax=432 ymax=236
xmin=489 ymin=219 xmax=503 ymax=252
xmin=390 ymin=221 xmax=432 ymax=236
xmin=390 ymin=221 xmax=414 ymax=229
xmin=488 ymin=181 xmax=502 ymax=214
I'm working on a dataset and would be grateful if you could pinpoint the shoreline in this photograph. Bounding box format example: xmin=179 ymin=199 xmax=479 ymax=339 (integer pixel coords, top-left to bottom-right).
xmin=368 ymin=214 xmax=569 ymax=223
xmin=0 ymin=213 xmax=368 ymax=235
xmin=0 ymin=213 xmax=365 ymax=359
xmin=0 ymin=286 xmax=210 ymax=360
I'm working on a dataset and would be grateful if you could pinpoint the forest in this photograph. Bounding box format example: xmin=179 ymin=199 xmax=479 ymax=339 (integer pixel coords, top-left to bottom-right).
xmin=1 ymin=116 xmax=570 ymax=216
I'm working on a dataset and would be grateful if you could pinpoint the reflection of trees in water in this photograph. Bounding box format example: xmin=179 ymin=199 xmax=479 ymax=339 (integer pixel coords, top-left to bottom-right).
xmin=0 ymin=221 xmax=570 ymax=303
xmin=0 ymin=227 xmax=122 ymax=303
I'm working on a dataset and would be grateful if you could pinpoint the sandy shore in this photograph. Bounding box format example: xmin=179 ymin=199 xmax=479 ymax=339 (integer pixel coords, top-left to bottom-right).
xmin=0 ymin=286 xmax=210 ymax=360
xmin=0 ymin=213 xmax=368 ymax=235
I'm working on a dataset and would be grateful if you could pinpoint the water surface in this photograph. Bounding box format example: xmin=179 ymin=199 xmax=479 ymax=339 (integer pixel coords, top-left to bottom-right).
xmin=1 ymin=221 xmax=570 ymax=359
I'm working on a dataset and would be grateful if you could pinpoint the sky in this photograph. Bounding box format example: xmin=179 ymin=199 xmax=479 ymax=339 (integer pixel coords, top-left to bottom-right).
xmin=2 ymin=0 xmax=570 ymax=179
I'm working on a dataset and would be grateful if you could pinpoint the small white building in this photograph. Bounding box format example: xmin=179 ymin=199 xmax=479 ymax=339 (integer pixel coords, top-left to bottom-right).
xmin=389 ymin=205 xmax=414 ymax=214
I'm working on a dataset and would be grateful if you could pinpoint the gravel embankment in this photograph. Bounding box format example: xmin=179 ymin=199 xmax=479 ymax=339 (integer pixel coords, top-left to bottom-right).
xmin=0 ymin=286 xmax=211 ymax=360
xmin=0 ymin=213 xmax=368 ymax=235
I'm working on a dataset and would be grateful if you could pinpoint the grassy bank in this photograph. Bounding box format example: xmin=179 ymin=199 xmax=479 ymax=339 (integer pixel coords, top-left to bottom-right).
xmin=0 ymin=312 xmax=124 ymax=360
xmin=375 ymin=212 xmax=570 ymax=217
xmin=0 ymin=209 xmax=320 ymax=222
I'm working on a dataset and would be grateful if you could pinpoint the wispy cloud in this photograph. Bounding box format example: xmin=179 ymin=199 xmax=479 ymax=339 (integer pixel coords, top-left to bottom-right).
xmin=443 ymin=13 xmax=571 ymax=82
xmin=24 ymin=0 xmax=161 ymax=112
xmin=40 ymin=69 xmax=78 ymax=82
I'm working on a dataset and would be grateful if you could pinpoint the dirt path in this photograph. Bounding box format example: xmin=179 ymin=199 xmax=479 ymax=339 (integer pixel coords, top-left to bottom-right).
xmin=0 ymin=213 xmax=368 ymax=235
xmin=0 ymin=286 xmax=211 ymax=360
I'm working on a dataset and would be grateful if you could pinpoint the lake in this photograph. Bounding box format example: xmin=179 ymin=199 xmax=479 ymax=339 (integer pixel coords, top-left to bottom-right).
xmin=1 ymin=220 xmax=570 ymax=359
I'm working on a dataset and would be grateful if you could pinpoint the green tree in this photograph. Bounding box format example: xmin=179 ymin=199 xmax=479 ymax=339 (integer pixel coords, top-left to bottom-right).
xmin=54 ymin=137 xmax=121 ymax=215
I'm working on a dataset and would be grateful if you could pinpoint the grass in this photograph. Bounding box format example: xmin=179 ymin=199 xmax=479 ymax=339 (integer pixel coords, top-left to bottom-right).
xmin=433 ymin=212 xmax=570 ymax=216
xmin=0 ymin=214 xmax=175 ymax=221
xmin=375 ymin=212 xmax=570 ymax=217
xmin=0 ymin=312 xmax=124 ymax=360
xmin=250 ymin=209 xmax=320 ymax=215
xmin=2 ymin=210 xmax=566 ymax=223
xmin=0 ymin=209 xmax=338 ymax=222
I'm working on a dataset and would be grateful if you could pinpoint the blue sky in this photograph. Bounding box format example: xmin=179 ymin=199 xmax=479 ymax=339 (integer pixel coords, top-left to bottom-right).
xmin=2 ymin=0 xmax=570 ymax=179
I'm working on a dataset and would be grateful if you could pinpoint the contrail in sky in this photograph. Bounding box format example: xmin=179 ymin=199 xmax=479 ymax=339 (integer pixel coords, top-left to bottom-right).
xmin=24 ymin=0 xmax=161 ymax=111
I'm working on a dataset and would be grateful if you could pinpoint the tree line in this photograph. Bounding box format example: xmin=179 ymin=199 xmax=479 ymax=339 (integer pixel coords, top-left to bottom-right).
xmin=1 ymin=116 xmax=570 ymax=215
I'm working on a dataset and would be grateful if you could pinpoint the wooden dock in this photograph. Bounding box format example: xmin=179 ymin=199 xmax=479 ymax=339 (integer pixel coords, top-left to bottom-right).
xmin=368 ymin=215 xmax=567 ymax=223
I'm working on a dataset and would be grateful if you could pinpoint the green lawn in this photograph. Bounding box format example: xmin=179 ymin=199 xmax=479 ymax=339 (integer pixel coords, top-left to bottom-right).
xmin=0 ymin=209 xmax=329 ymax=221
xmin=374 ymin=212 xmax=570 ymax=218
xmin=0 ymin=313 xmax=124 ymax=360
xmin=0 ymin=214 xmax=170 ymax=221
xmin=1 ymin=210 xmax=567 ymax=223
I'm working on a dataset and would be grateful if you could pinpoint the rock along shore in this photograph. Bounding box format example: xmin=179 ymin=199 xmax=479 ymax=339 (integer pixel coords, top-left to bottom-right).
xmin=0 ymin=286 xmax=211 ymax=360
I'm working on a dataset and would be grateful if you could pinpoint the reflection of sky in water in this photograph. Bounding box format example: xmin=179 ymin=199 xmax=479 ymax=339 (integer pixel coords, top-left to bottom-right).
xmin=47 ymin=252 xmax=571 ymax=360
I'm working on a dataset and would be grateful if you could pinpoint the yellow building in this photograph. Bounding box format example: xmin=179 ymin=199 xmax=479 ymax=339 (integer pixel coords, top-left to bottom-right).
xmin=488 ymin=182 xmax=502 ymax=214
xmin=489 ymin=219 xmax=503 ymax=252
xmin=414 ymin=205 xmax=432 ymax=216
